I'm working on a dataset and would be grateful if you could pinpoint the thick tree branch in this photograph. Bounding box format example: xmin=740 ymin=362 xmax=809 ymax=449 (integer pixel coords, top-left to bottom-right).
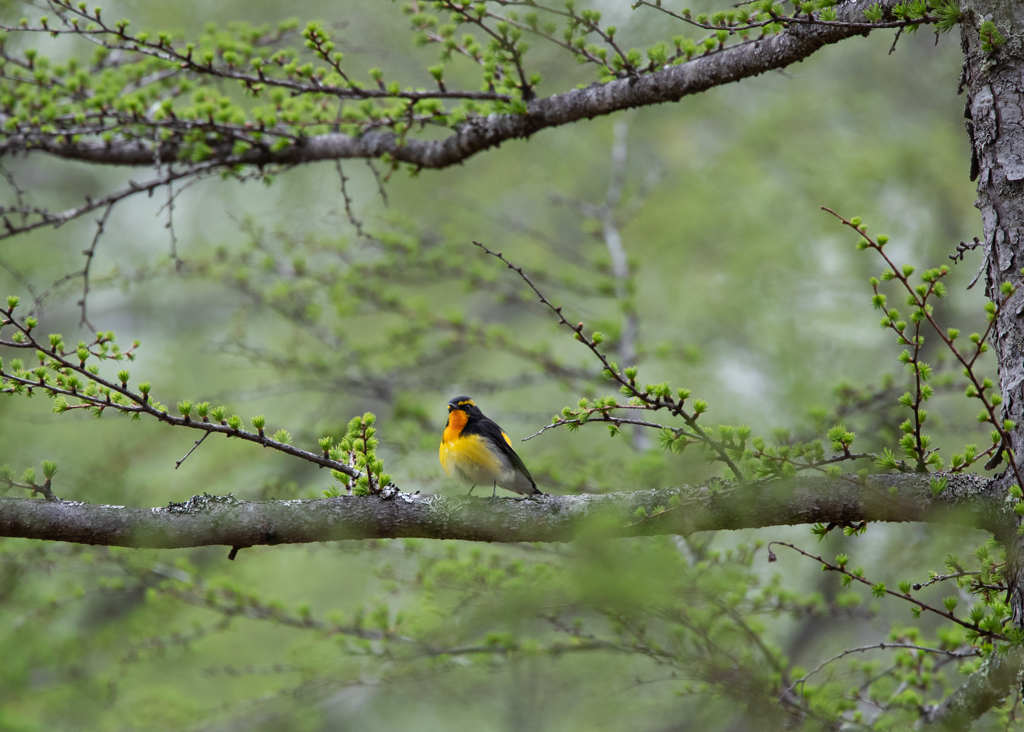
xmin=921 ymin=646 xmax=1024 ymax=730
xmin=21 ymin=0 xmax=909 ymax=172
xmin=0 ymin=472 xmax=1006 ymax=549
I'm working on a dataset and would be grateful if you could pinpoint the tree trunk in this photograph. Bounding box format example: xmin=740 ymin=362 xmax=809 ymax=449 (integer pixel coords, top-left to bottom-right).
xmin=963 ymin=0 xmax=1024 ymax=624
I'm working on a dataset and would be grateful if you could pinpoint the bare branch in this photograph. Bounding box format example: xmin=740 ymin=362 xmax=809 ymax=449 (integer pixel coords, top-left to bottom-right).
xmin=76 ymin=203 xmax=114 ymax=329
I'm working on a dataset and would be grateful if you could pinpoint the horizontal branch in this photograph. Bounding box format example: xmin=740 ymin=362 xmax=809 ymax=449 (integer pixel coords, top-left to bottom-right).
xmin=0 ymin=471 xmax=1007 ymax=549
xmin=25 ymin=0 xmax=906 ymax=171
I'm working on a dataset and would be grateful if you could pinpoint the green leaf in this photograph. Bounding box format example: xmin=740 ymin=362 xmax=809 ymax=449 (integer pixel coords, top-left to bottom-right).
xmin=876 ymin=448 xmax=899 ymax=471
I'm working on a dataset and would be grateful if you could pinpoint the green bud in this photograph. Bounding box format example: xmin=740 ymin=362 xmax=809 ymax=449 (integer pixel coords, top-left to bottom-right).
xmin=272 ymin=428 xmax=292 ymax=444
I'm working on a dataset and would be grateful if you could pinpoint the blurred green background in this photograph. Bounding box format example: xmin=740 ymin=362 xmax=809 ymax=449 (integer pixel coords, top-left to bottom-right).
xmin=0 ymin=0 xmax=1000 ymax=729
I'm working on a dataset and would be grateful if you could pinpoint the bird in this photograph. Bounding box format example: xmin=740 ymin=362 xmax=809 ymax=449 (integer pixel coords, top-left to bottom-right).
xmin=439 ymin=396 xmax=544 ymax=498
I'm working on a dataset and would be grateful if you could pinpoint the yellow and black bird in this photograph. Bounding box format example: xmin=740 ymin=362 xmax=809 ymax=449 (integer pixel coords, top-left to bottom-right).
xmin=439 ymin=396 xmax=543 ymax=498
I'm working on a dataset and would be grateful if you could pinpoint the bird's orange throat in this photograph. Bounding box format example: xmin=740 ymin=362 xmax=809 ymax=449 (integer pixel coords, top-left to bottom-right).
xmin=443 ymin=410 xmax=468 ymax=443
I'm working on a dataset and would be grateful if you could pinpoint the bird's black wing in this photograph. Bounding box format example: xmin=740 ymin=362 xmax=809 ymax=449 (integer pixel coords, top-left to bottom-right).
xmin=471 ymin=417 xmax=537 ymax=488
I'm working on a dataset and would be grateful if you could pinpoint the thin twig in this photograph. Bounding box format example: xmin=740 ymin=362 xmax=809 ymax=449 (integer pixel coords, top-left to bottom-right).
xmin=175 ymin=431 xmax=211 ymax=469
xmin=779 ymin=642 xmax=978 ymax=704
xmin=165 ymin=181 xmax=181 ymax=271
xmin=769 ymin=541 xmax=1008 ymax=641
xmin=522 ymin=416 xmax=677 ymax=441
xmin=913 ymin=570 xmax=983 ymax=591
xmin=472 ymin=241 xmax=745 ymax=479
xmin=365 ymin=160 xmax=389 ymax=207
xmin=336 ymin=160 xmax=371 ymax=241
xmin=77 ymin=202 xmax=114 ymax=330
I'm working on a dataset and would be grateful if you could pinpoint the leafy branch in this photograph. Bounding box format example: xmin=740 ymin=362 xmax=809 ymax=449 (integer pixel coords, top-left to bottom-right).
xmin=769 ymin=542 xmax=1012 ymax=643
xmin=473 ymin=240 xmax=747 ymax=479
xmin=826 ymin=208 xmax=1023 ymax=490
xmin=0 ymin=295 xmax=384 ymax=490
xmin=0 ymin=460 xmax=58 ymax=500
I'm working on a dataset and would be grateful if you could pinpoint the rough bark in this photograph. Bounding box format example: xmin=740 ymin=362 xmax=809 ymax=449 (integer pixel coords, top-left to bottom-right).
xmin=17 ymin=0 xmax=901 ymax=172
xmin=921 ymin=647 xmax=1024 ymax=730
xmin=962 ymin=0 xmax=1024 ymax=628
xmin=0 ymin=472 xmax=1006 ymax=549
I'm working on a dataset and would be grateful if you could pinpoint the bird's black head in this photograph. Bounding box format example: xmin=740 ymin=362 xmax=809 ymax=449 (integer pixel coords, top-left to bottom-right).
xmin=447 ymin=396 xmax=484 ymax=420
